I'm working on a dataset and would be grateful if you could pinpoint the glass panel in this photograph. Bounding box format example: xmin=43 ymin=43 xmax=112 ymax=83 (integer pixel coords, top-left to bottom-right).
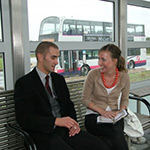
xmin=30 ymin=46 xmax=150 ymax=81
xmin=0 ymin=53 xmax=5 ymax=90
xmin=128 ymin=47 xmax=150 ymax=82
xmin=30 ymin=48 xmax=99 ymax=76
xmin=0 ymin=5 xmax=2 ymax=41
xmin=28 ymin=0 xmax=113 ymax=42
xmin=127 ymin=5 xmax=150 ymax=84
xmin=127 ymin=5 xmax=150 ymax=41
xmin=30 ymin=52 xmax=37 ymax=71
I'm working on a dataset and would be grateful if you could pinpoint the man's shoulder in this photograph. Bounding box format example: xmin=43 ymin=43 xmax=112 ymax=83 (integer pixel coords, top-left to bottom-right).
xmin=15 ymin=69 xmax=36 ymax=84
xmin=51 ymin=72 xmax=64 ymax=79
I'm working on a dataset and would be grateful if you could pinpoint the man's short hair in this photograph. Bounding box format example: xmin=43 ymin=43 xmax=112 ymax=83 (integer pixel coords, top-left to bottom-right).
xmin=35 ymin=41 xmax=59 ymax=58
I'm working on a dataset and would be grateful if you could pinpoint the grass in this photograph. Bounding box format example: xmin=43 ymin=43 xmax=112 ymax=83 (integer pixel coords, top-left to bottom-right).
xmin=129 ymin=70 xmax=150 ymax=83
xmin=66 ymin=69 xmax=150 ymax=83
xmin=0 ymin=56 xmax=3 ymax=70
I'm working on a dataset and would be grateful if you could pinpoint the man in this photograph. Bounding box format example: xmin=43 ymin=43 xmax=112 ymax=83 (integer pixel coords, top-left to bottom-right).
xmin=14 ymin=41 xmax=110 ymax=150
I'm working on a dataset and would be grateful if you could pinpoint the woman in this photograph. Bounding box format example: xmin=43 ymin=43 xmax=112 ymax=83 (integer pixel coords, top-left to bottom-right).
xmin=82 ymin=44 xmax=130 ymax=150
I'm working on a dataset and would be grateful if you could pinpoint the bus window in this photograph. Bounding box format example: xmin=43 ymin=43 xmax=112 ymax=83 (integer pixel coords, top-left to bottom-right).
xmin=127 ymin=24 xmax=135 ymax=35
xmin=95 ymin=26 xmax=103 ymax=34
xmin=39 ymin=17 xmax=60 ymax=41
xmin=69 ymin=25 xmax=76 ymax=35
xmin=86 ymin=50 xmax=92 ymax=59
xmin=83 ymin=25 xmax=90 ymax=34
xmin=93 ymin=50 xmax=99 ymax=59
xmin=63 ymin=19 xmax=76 ymax=35
xmin=42 ymin=23 xmax=56 ymax=35
xmin=63 ymin=24 xmax=70 ymax=35
xmin=128 ymin=48 xmax=140 ymax=56
xmin=79 ymin=51 xmax=83 ymax=60
xmin=135 ymin=25 xmax=144 ymax=36
xmin=127 ymin=24 xmax=145 ymax=42
xmin=103 ymin=22 xmax=113 ymax=35
xmin=77 ymin=25 xmax=83 ymax=35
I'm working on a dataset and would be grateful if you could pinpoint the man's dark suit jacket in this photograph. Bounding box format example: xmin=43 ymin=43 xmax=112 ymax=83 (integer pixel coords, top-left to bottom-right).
xmin=14 ymin=68 xmax=77 ymax=145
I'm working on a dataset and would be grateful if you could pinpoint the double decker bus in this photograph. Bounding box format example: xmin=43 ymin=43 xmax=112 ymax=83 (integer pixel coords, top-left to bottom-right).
xmin=39 ymin=16 xmax=113 ymax=42
xmin=37 ymin=16 xmax=146 ymax=75
xmin=127 ymin=24 xmax=146 ymax=69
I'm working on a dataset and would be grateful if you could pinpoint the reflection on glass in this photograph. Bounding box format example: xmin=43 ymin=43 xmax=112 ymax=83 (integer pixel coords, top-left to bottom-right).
xmin=127 ymin=48 xmax=146 ymax=69
xmin=39 ymin=17 xmax=114 ymax=42
xmin=52 ymin=49 xmax=99 ymax=76
xmin=28 ymin=0 xmax=113 ymax=41
xmin=0 ymin=54 xmax=5 ymax=90
xmin=127 ymin=24 xmax=145 ymax=41
xmin=30 ymin=46 xmax=150 ymax=81
xmin=30 ymin=52 xmax=36 ymax=71
xmin=128 ymin=5 xmax=150 ymax=41
xmin=128 ymin=47 xmax=150 ymax=82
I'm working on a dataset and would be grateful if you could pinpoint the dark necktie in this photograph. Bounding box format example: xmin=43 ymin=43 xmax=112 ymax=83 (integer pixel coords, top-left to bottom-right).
xmin=45 ymin=75 xmax=53 ymax=97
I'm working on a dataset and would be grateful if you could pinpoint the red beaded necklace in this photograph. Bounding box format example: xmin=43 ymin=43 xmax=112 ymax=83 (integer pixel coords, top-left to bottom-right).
xmin=101 ymin=67 xmax=119 ymax=89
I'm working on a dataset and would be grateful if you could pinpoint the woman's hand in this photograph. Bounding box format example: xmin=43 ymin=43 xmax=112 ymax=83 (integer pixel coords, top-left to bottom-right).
xmin=114 ymin=106 xmax=126 ymax=116
xmin=99 ymin=109 xmax=116 ymax=119
xmin=88 ymin=102 xmax=116 ymax=119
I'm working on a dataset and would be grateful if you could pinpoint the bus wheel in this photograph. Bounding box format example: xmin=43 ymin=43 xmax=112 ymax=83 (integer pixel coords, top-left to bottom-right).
xmin=128 ymin=60 xmax=135 ymax=69
xmin=80 ymin=65 xmax=90 ymax=76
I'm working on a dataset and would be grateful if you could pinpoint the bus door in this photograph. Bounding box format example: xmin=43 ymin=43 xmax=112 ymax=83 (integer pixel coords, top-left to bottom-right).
xmin=72 ymin=51 xmax=78 ymax=73
xmin=68 ymin=51 xmax=78 ymax=73
xmin=64 ymin=51 xmax=69 ymax=72
xmin=63 ymin=50 xmax=78 ymax=74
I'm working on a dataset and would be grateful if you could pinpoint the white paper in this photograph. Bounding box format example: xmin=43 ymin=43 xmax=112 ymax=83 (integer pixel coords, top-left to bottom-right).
xmin=97 ymin=109 xmax=128 ymax=124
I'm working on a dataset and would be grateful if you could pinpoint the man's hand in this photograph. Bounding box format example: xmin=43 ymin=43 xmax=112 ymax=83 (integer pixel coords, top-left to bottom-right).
xmin=55 ymin=116 xmax=80 ymax=136
xmin=69 ymin=125 xmax=80 ymax=137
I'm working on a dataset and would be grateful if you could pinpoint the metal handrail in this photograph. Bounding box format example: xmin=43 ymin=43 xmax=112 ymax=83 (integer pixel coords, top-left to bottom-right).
xmin=6 ymin=123 xmax=37 ymax=150
xmin=129 ymin=95 xmax=150 ymax=115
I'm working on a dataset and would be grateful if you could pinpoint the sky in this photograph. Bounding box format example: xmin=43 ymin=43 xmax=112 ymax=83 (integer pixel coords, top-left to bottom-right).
xmin=27 ymin=0 xmax=150 ymax=41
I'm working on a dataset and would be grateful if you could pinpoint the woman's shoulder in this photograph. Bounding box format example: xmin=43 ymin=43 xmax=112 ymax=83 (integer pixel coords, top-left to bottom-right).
xmin=87 ymin=68 xmax=101 ymax=77
xmin=85 ymin=68 xmax=101 ymax=81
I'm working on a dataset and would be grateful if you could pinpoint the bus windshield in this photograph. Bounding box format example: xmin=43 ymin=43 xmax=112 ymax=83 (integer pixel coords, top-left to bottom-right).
xmin=39 ymin=17 xmax=60 ymax=41
xmin=39 ymin=17 xmax=60 ymax=35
